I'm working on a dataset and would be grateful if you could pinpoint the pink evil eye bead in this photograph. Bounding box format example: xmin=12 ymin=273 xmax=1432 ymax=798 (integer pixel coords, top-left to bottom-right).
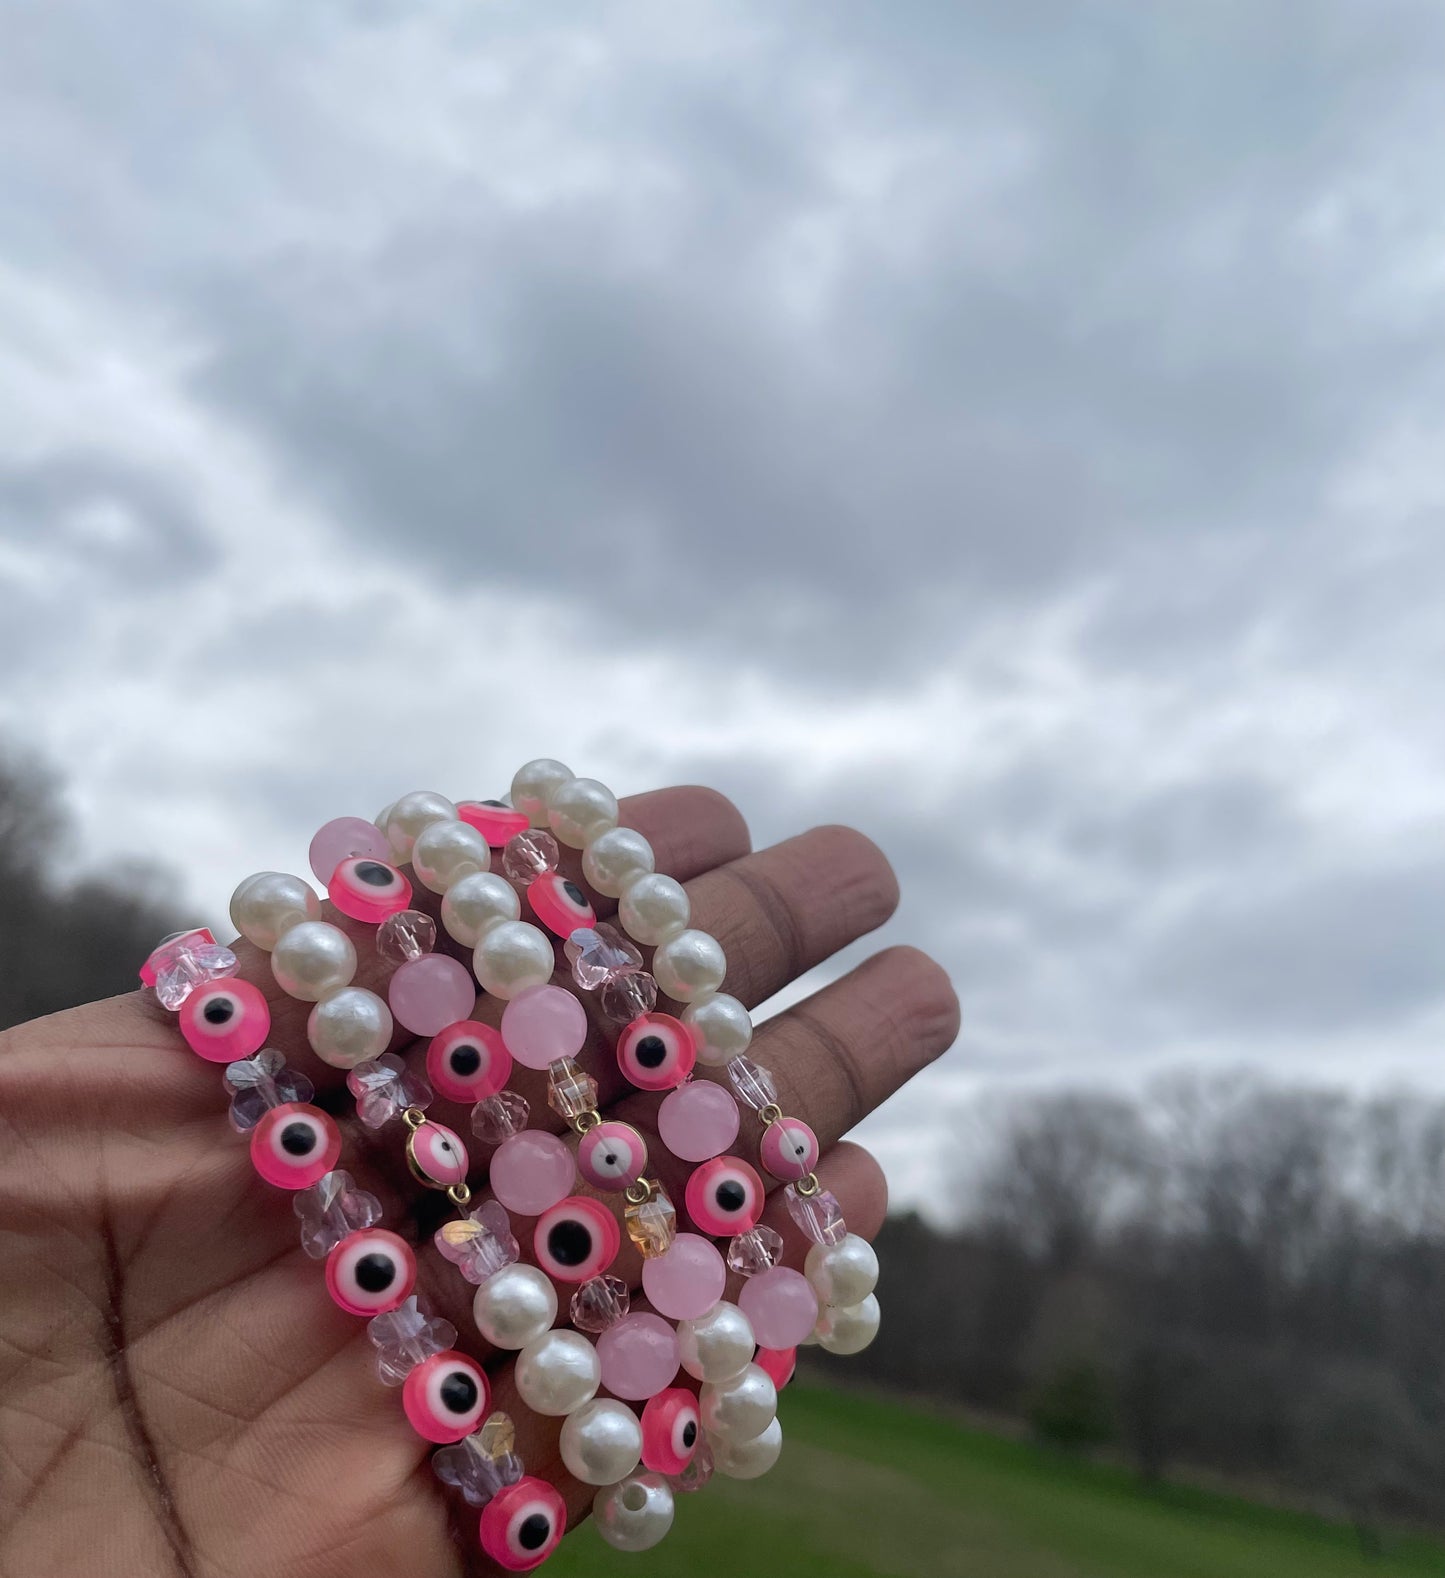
xmin=755 ymin=1346 xmax=798 ymax=1390
xmin=577 ymin=1121 xmax=649 ymax=1192
xmin=640 ymin=1387 xmax=701 ymax=1475
xmin=402 ymin=1349 xmax=490 ymax=1443
xmin=178 ymin=978 xmax=271 ymax=1063
xmin=250 ymin=1102 xmax=342 ymax=1190
xmin=406 ymin=1119 xmax=470 ymax=1190
xmin=426 ymin=1021 xmax=512 ymax=1103
xmin=324 ymin=1228 xmax=417 ymax=1317
xmin=480 ymin=1477 xmax=567 ymax=1571
xmin=685 ymin=1155 xmax=765 ymax=1235
xmin=328 ymin=856 xmax=413 ymax=924
xmin=501 ymin=984 xmax=588 ymax=1071
xmin=760 ymin=1116 xmax=820 ymax=1181
xmin=308 ymin=816 xmax=391 ymax=884
xmin=534 ymin=1196 xmax=622 ymax=1283
xmin=458 ymin=799 xmax=531 ymax=848
xmin=617 ymin=1013 xmax=696 ymax=1092
xmin=528 ymin=872 xmax=597 ymax=938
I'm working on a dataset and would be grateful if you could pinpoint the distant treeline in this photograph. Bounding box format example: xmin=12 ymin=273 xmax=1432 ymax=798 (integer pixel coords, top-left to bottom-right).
xmin=833 ymin=1081 xmax=1445 ymax=1539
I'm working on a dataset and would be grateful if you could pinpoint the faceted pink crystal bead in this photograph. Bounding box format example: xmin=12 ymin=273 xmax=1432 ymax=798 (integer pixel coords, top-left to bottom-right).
xmin=470 ymin=1089 xmax=531 ymax=1144
xmin=501 ymin=828 xmax=559 ymax=886
xmin=784 ymin=1183 xmax=848 ymax=1246
xmin=570 ymin=1274 xmax=631 ymax=1334
xmin=433 ymin=1426 xmax=525 ymax=1506
xmin=670 ymin=1436 xmax=714 ymax=1494
xmin=368 ymin=1296 xmax=456 ymax=1386
xmin=658 ymin=1080 xmax=741 ymax=1163
xmin=599 ymin=970 xmax=658 ymax=1024
xmin=739 ymin=1266 xmax=820 ymax=1349
xmin=435 ymin=1199 xmax=520 ymax=1284
xmin=348 ymin=1053 xmax=432 ymax=1129
xmin=376 ymin=909 xmax=438 ymax=965
xmin=597 ymin=1313 xmax=681 ymax=1401
xmin=389 ymin=954 xmax=476 ymax=1036
xmin=309 ymin=816 xmax=391 ymax=884
xmin=565 ymin=923 xmax=642 ymax=990
xmin=727 ymin=1054 xmax=778 ymax=1112
xmin=489 ymin=1131 xmax=576 ymax=1216
xmin=140 ymin=928 xmax=240 ymax=1009
xmin=225 ymin=1049 xmax=314 ymax=1132
xmin=641 ymin=1233 xmax=727 ymax=1322
xmin=294 ymin=1168 xmax=381 ymax=1258
xmin=727 ymin=1224 xmax=785 ymax=1278
xmin=500 ymin=983 xmax=588 ymax=1070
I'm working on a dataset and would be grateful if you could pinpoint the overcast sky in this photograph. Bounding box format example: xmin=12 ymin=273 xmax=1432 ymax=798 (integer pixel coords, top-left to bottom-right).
xmin=3 ymin=1 xmax=1444 ymax=1203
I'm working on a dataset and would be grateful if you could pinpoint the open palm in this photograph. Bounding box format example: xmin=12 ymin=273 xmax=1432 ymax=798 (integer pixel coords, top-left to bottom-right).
xmin=0 ymin=785 xmax=958 ymax=1577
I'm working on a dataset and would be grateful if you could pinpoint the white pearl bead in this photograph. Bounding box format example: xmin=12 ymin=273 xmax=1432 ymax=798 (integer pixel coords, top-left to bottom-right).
xmin=473 ymin=920 xmax=555 ymax=1000
xmin=383 ymin=790 xmax=457 ymax=860
xmin=712 ymin=1415 xmax=782 ymax=1480
xmin=806 ymin=1233 xmax=879 ymax=1308
xmin=230 ymin=872 xmax=321 ymax=951
xmin=677 ymin=1301 xmax=755 ymax=1383
xmin=548 ymin=777 xmax=619 ymax=848
xmin=682 ymin=993 xmax=754 ymax=1067
xmin=473 ymin=1264 xmax=558 ymax=1349
xmin=699 ymin=1362 xmax=776 ymax=1443
xmin=307 ymin=987 xmax=393 ymax=1068
xmin=593 ymin=1474 xmax=675 ymax=1552
xmin=581 ymin=827 xmax=655 ymax=899
xmin=652 ymin=929 xmax=727 ymax=1002
xmin=440 ymin=872 xmax=520 ymax=947
xmin=618 ymin=873 xmax=690 ymax=946
xmin=374 ymin=803 xmax=394 ymax=830
xmin=560 ymin=1398 xmax=644 ymax=1486
xmin=511 ymin=758 xmax=574 ymax=828
xmin=411 ymin=819 xmax=490 ymax=894
xmin=271 ymin=921 xmax=357 ymax=1002
xmin=815 ymin=1293 xmax=881 ymax=1355
xmin=514 ymin=1329 xmax=600 ymax=1417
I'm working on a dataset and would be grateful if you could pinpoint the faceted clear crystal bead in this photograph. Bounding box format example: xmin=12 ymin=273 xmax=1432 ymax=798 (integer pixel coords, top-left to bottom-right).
xmin=784 ymin=1184 xmax=848 ymax=1246
xmin=546 ymin=1057 xmax=600 ymax=1121
xmin=294 ymin=1169 xmax=383 ymax=1258
xmin=564 ymin=923 xmax=643 ymax=990
xmin=432 ymin=1419 xmax=526 ymax=1507
xmin=435 ymin=1200 xmax=520 ymax=1284
xmin=368 ymin=1296 xmax=457 ymax=1386
xmin=224 ymin=1049 xmax=315 ymax=1132
xmin=670 ymin=1436 xmax=714 ymax=1494
xmin=570 ymin=1275 xmax=630 ymax=1333
xmin=471 ymin=1089 xmax=531 ymax=1144
xmin=599 ymin=970 xmax=658 ymax=1024
xmin=727 ymin=1225 xmax=785 ymax=1278
xmin=502 ymin=829 xmax=560 ymax=886
xmin=625 ymin=1188 xmax=678 ymax=1260
xmin=142 ymin=928 xmax=240 ymax=1010
xmin=376 ymin=908 xmax=437 ymax=964
xmin=347 ymin=1053 xmax=433 ymax=1129
xmin=727 ymin=1055 xmax=778 ymax=1112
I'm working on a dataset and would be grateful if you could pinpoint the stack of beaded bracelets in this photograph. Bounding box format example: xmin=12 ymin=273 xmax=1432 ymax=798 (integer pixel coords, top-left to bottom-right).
xmin=139 ymin=760 xmax=880 ymax=1570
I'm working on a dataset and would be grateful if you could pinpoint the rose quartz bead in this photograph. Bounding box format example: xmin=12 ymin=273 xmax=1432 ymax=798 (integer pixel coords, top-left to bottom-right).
xmin=738 ymin=1266 xmax=819 ymax=1349
xmin=490 ymin=1131 xmax=577 ymax=1216
xmin=309 ymin=817 xmax=391 ymax=884
xmin=597 ymin=1313 xmax=681 ymax=1401
xmin=658 ymin=1080 xmax=740 ymax=1163
xmin=500 ymin=983 xmax=588 ymax=1070
xmin=642 ymin=1233 xmax=727 ymax=1322
xmin=389 ymin=955 xmax=477 ymax=1036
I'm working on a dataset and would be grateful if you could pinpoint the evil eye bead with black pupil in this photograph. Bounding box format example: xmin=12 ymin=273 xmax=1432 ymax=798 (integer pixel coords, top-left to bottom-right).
xmin=402 ymin=1349 xmax=490 ymax=1443
xmin=534 ymin=1196 xmax=622 ymax=1283
xmin=685 ymin=1155 xmax=765 ymax=1235
xmin=760 ymin=1116 xmax=820 ymax=1181
xmin=458 ymin=799 xmax=531 ymax=848
xmin=528 ymin=872 xmax=596 ymax=938
xmin=640 ymin=1387 xmax=701 ymax=1475
xmin=616 ymin=1013 xmax=696 ymax=1092
xmin=406 ymin=1119 xmax=470 ymax=1190
xmin=324 ymin=1228 xmax=417 ymax=1316
xmin=250 ymin=1102 xmax=342 ymax=1190
xmin=328 ymin=856 xmax=413 ymax=924
xmin=577 ymin=1121 xmax=649 ymax=1192
xmin=480 ymin=1477 xmax=567 ymax=1572
xmin=178 ymin=978 xmax=271 ymax=1063
xmin=426 ymin=1020 xmax=512 ymax=1103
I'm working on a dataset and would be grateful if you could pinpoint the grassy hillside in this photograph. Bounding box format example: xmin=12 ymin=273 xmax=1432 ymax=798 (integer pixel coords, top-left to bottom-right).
xmin=549 ymin=1385 xmax=1445 ymax=1577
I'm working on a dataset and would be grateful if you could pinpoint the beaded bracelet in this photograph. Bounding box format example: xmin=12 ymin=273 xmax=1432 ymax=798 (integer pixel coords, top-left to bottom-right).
xmin=139 ymin=762 xmax=880 ymax=1568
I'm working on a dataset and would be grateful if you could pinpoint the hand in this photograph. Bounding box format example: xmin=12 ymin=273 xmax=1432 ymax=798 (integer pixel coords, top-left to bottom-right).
xmin=0 ymin=785 xmax=959 ymax=1577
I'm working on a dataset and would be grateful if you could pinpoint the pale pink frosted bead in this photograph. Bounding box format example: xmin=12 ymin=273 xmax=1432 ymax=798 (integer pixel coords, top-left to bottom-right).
xmin=641 ymin=1233 xmax=727 ymax=1322
xmin=388 ymin=955 xmax=477 ymax=1036
xmin=658 ymin=1080 xmax=740 ymax=1163
xmin=490 ymin=1131 xmax=577 ymax=1216
xmin=500 ymin=983 xmax=588 ymax=1070
xmin=309 ymin=817 xmax=391 ymax=884
xmin=738 ymin=1266 xmax=819 ymax=1349
xmin=597 ymin=1313 xmax=681 ymax=1401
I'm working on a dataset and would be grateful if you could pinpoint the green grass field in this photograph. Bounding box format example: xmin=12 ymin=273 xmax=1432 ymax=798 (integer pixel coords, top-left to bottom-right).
xmin=548 ymin=1385 xmax=1445 ymax=1578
